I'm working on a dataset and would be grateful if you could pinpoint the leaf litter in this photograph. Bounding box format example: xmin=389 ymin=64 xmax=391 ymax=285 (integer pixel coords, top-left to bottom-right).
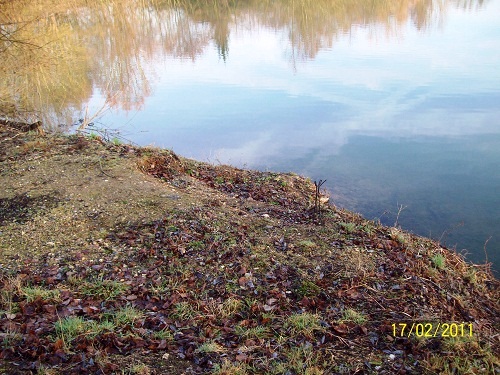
xmin=0 ymin=123 xmax=499 ymax=374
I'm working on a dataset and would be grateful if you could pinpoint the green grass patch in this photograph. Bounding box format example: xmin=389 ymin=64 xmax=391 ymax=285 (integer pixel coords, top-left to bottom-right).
xmin=339 ymin=222 xmax=357 ymax=233
xmin=211 ymin=360 xmax=248 ymax=375
xmin=235 ymin=324 xmax=270 ymax=339
xmin=55 ymin=316 xmax=91 ymax=344
xmin=282 ymin=345 xmax=322 ymax=374
xmin=296 ymin=280 xmax=321 ymax=298
xmin=195 ymin=340 xmax=226 ymax=354
xmin=151 ymin=328 xmax=174 ymax=341
xmin=284 ymin=312 xmax=324 ymax=337
xmin=431 ymin=253 xmax=446 ymax=269
xmin=112 ymin=306 xmax=145 ymax=327
xmin=340 ymin=308 xmax=367 ymax=325
xmin=171 ymin=301 xmax=197 ymax=320
xmin=79 ymin=278 xmax=129 ymax=300
xmin=220 ymin=297 xmax=243 ymax=318
xmin=188 ymin=240 xmax=204 ymax=250
xmin=22 ymin=286 xmax=60 ymax=303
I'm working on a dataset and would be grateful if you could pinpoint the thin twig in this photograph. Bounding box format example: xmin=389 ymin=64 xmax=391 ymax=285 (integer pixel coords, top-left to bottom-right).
xmin=394 ymin=203 xmax=407 ymax=227
xmin=98 ymin=157 xmax=114 ymax=178
xmin=314 ymin=179 xmax=326 ymax=221
xmin=1 ymin=132 xmax=23 ymax=142
xmin=483 ymin=236 xmax=492 ymax=264
xmin=331 ymin=333 xmax=362 ymax=348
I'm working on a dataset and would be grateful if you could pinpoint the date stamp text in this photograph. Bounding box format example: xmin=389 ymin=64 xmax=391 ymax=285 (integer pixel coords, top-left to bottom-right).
xmin=391 ymin=323 xmax=473 ymax=338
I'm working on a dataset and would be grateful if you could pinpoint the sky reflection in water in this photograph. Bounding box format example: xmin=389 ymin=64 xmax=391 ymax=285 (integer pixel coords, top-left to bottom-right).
xmin=88 ymin=1 xmax=500 ymax=272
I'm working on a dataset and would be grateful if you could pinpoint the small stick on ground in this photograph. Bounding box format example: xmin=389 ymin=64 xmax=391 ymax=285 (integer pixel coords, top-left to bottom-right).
xmin=394 ymin=203 xmax=407 ymax=227
xmin=314 ymin=179 xmax=326 ymax=222
xmin=98 ymin=157 xmax=115 ymax=178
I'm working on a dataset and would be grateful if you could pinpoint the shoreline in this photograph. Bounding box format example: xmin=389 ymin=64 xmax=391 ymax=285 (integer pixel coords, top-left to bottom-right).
xmin=1 ymin=124 xmax=498 ymax=374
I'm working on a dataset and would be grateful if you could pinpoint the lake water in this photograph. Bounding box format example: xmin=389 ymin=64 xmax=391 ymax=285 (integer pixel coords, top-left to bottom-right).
xmin=4 ymin=0 xmax=499 ymax=273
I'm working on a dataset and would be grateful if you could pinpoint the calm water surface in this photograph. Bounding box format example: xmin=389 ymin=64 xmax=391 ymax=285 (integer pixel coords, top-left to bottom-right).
xmin=62 ymin=1 xmax=500 ymax=273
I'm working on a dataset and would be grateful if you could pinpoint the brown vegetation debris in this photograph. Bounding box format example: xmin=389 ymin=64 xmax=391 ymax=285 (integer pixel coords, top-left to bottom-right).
xmin=0 ymin=124 xmax=498 ymax=374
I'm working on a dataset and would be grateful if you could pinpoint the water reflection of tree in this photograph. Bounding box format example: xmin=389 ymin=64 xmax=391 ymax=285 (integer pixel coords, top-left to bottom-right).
xmin=178 ymin=0 xmax=235 ymax=62
xmin=0 ymin=0 xmax=487 ymax=125
xmin=0 ymin=0 xmax=93 ymax=125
